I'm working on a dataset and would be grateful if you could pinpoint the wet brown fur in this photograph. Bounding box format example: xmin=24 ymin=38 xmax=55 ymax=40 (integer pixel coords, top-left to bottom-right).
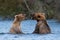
xmin=32 ymin=13 xmax=51 ymax=34
xmin=10 ymin=13 xmax=26 ymax=34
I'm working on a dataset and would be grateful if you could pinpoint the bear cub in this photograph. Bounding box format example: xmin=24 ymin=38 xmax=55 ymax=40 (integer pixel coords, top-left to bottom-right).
xmin=32 ymin=13 xmax=51 ymax=34
xmin=10 ymin=13 xmax=26 ymax=34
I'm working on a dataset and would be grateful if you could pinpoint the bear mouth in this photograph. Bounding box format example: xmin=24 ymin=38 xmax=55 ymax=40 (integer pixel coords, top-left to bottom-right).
xmin=37 ymin=16 xmax=41 ymax=18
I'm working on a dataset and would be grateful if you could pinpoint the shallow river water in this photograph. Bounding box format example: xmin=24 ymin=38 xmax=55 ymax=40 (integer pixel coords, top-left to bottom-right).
xmin=0 ymin=19 xmax=60 ymax=40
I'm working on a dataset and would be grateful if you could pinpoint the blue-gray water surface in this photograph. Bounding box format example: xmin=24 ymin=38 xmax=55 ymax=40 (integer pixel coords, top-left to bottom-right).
xmin=0 ymin=19 xmax=60 ymax=40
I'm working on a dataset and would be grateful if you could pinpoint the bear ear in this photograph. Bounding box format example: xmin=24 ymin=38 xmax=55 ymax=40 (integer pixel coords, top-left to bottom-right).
xmin=15 ymin=15 xmax=18 ymax=18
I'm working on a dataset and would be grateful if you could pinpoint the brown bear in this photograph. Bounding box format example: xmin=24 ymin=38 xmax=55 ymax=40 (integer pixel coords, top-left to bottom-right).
xmin=32 ymin=12 xmax=51 ymax=34
xmin=10 ymin=13 xmax=26 ymax=34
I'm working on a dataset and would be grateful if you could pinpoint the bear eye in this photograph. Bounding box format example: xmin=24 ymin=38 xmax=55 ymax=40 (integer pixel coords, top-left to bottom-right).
xmin=37 ymin=16 xmax=41 ymax=18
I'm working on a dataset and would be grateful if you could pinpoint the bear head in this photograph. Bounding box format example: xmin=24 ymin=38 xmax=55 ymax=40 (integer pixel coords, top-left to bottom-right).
xmin=15 ymin=13 xmax=26 ymax=21
xmin=32 ymin=13 xmax=45 ymax=21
